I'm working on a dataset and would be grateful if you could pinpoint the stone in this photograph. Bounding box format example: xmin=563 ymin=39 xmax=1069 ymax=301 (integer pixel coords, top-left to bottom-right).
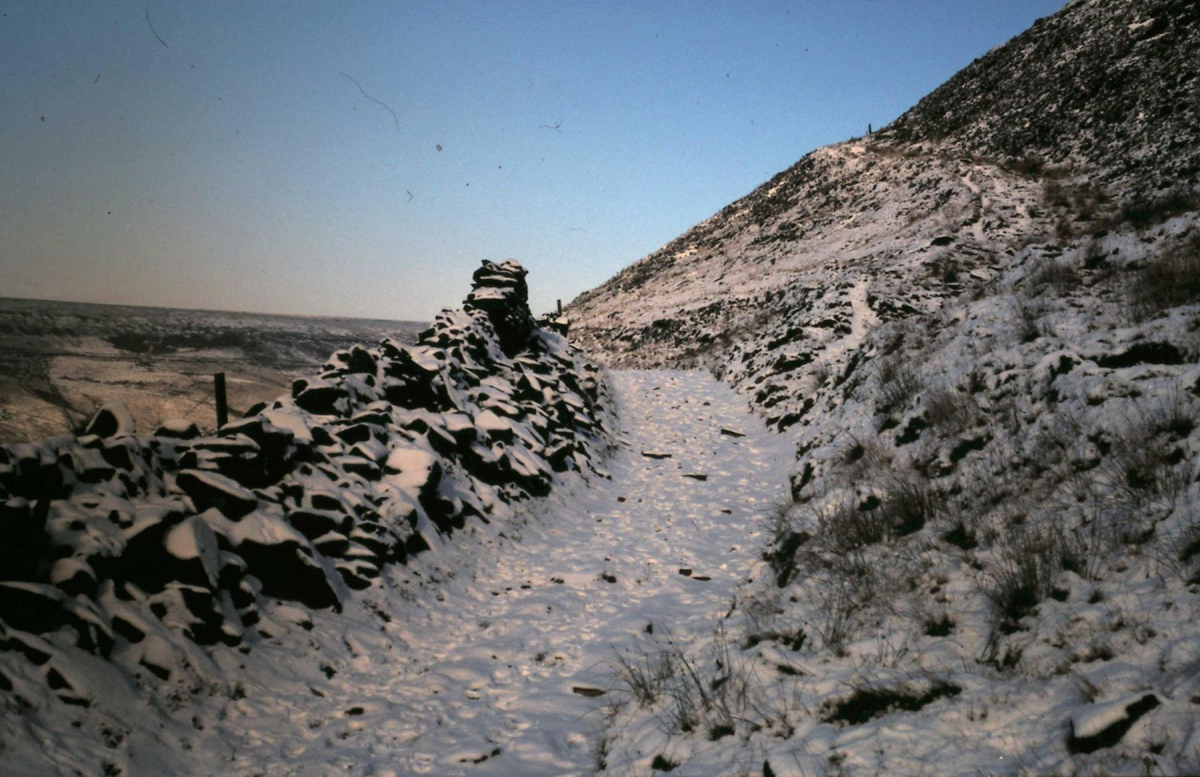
xmin=464 ymin=260 xmax=537 ymax=356
xmin=383 ymin=447 xmax=442 ymax=496
xmin=1067 ymin=694 xmax=1160 ymax=754
xmin=292 ymin=379 xmax=346 ymax=416
xmin=155 ymin=419 xmax=200 ymax=440
xmin=49 ymin=558 xmax=97 ymax=597
xmin=176 ymin=470 xmax=258 ymax=519
xmin=231 ymin=512 xmax=339 ymax=610
xmin=163 ymin=516 xmax=222 ymax=589
xmin=0 ymin=498 xmax=47 ymax=581
xmin=287 ymin=508 xmax=347 ymax=539
xmin=84 ymin=401 xmax=136 ymax=439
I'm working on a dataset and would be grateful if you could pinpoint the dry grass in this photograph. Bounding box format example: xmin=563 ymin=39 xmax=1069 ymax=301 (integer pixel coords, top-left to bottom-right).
xmin=1012 ymin=296 xmax=1052 ymax=343
xmin=876 ymin=356 xmax=923 ymax=415
xmin=982 ymin=527 xmax=1070 ymax=633
xmin=1025 ymin=256 xmax=1081 ymax=296
xmin=1111 ymin=188 xmax=1200 ymax=231
xmin=610 ymin=628 xmax=759 ymax=737
xmin=923 ymin=386 xmax=980 ymax=434
xmin=1127 ymin=231 xmax=1200 ymax=321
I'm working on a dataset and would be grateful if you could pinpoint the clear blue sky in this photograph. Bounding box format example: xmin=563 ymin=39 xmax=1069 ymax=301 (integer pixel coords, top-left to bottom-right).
xmin=0 ymin=0 xmax=1066 ymax=322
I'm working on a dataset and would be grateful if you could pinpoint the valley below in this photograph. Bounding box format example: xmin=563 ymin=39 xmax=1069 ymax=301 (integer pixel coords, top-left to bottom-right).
xmin=0 ymin=298 xmax=425 ymax=444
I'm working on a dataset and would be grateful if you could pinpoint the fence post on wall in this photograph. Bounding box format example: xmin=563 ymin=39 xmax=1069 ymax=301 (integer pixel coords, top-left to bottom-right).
xmin=557 ymin=299 xmax=563 ymax=316
xmin=214 ymin=372 xmax=228 ymax=429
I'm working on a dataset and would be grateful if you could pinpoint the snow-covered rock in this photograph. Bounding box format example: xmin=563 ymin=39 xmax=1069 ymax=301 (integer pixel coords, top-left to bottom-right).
xmin=1068 ymin=693 xmax=1161 ymax=754
xmin=83 ymin=400 xmax=136 ymax=439
xmin=0 ymin=260 xmax=612 ymax=748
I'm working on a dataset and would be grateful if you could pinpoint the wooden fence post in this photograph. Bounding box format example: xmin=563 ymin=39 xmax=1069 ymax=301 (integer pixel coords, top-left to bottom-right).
xmin=557 ymin=299 xmax=563 ymax=316
xmin=214 ymin=372 xmax=228 ymax=429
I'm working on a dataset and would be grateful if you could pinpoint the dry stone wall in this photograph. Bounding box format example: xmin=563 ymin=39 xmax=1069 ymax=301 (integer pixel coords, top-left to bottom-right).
xmin=0 ymin=260 xmax=611 ymax=706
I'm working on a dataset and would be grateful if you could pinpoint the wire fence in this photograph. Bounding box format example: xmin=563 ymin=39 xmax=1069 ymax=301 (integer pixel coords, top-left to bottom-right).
xmin=0 ymin=347 xmax=321 ymax=371
xmin=180 ymin=383 xmax=217 ymax=420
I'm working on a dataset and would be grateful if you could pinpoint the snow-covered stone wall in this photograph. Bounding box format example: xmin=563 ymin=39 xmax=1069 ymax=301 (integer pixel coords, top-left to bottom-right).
xmin=0 ymin=259 xmax=611 ymax=707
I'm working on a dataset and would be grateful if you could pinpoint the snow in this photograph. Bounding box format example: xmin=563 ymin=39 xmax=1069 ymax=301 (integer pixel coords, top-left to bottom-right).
xmin=383 ymin=446 xmax=439 ymax=492
xmin=474 ymin=409 xmax=510 ymax=434
xmin=224 ymin=371 xmax=789 ymax=776
xmin=262 ymin=407 xmax=313 ymax=445
xmin=229 ymin=510 xmax=309 ymax=548
xmin=0 ymin=370 xmax=793 ymax=776
xmin=49 ymin=558 xmax=93 ymax=587
xmin=4 ymin=4 xmax=1199 ymax=771
xmin=164 ymin=516 xmax=222 ymax=587
xmin=578 ymin=218 xmax=1200 ymax=775
xmin=87 ymin=400 xmax=137 ymax=437
xmin=176 ymin=469 xmax=257 ymax=505
xmin=505 ymin=443 xmax=550 ymax=479
xmin=157 ymin=418 xmax=198 ymax=437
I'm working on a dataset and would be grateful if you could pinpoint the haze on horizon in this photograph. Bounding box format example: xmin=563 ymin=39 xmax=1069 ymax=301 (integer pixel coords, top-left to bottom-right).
xmin=0 ymin=0 xmax=1066 ymax=322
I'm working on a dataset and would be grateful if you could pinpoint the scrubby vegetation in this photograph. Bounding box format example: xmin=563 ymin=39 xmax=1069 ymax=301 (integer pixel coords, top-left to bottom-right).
xmin=580 ymin=0 xmax=1200 ymax=770
xmin=607 ymin=215 xmax=1200 ymax=775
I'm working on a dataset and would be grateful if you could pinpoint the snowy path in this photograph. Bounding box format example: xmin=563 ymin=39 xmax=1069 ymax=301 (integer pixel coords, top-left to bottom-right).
xmin=962 ymin=171 xmax=988 ymax=243
xmin=219 ymin=370 xmax=794 ymax=776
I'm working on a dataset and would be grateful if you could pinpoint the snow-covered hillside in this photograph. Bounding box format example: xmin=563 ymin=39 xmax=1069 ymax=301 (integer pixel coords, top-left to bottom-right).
xmin=594 ymin=220 xmax=1200 ymax=777
xmin=570 ymin=0 xmax=1198 ymax=374
xmin=569 ymin=0 xmax=1200 ymax=774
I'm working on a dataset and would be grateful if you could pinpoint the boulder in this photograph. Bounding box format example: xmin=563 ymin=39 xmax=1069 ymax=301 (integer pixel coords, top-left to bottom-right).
xmin=313 ymin=531 xmax=351 ymax=558
xmin=0 ymin=582 xmax=68 ymax=634
xmin=163 ymin=516 xmax=222 ymax=589
xmin=383 ymin=447 xmax=442 ymax=496
xmin=292 ymin=379 xmax=346 ymax=416
xmin=346 ymin=346 xmax=377 ymax=374
xmin=84 ymin=401 xmax=136 ymax=439
xmin=49 ymin=558 xmax=96 ymax=597
xmin=1067 ymin=694 xmax=1160 ymax=754
xmin=0 ymin=582 xmax=112 ymax=655
xmin=287 ymin=508 xmax=347 ymax=539
xmin=175 ymin=470 xmax=258 ymax=519
xmin=117 ymin=512 xmax=200 ymax=592
xmin=231 ymin=512 xmax=339 ymax=610
xmin=0 ymin=498 xmax=47 ymax=581
xmin=334 ymin=423 xmax=376 ymax=445
xmin=155 ymin=419 xmax=200 ymax=440
xmin=335 ymin=559 xmax=378 ymax=590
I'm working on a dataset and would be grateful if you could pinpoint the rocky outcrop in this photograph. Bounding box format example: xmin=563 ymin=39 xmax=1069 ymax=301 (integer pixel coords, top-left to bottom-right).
xmin=0 ymin=260 xmax=610 ymax=707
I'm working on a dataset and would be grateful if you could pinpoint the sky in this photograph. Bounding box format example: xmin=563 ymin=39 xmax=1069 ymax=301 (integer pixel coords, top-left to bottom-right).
xmin=0 ymin=0 xmax=1067 ymax=323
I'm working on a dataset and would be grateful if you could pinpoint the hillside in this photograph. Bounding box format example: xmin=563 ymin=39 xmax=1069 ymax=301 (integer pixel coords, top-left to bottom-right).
xmin=570 ymin=0 xmax=1199 ymax=375
xmin=570 ymin=0 xmax=1200 ymax=773
xmin=0 ymin=297 xmax=427 ymax=444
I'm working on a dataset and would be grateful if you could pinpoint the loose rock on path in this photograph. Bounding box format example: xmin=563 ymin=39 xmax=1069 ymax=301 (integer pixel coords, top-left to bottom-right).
xmin=189 ymin=370 xmax=793 ymax=776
